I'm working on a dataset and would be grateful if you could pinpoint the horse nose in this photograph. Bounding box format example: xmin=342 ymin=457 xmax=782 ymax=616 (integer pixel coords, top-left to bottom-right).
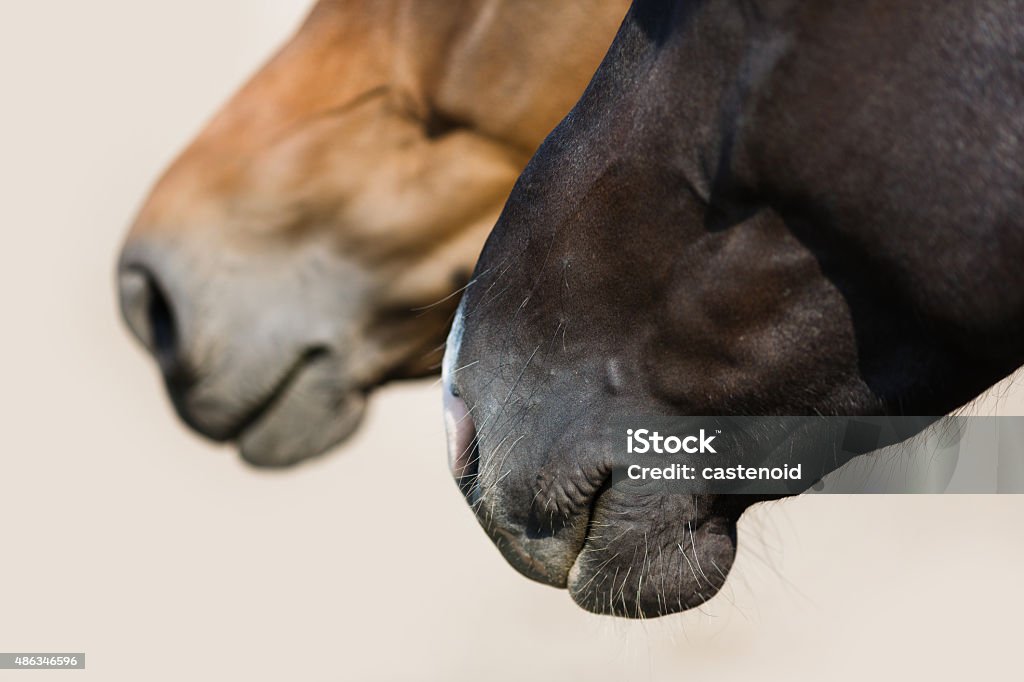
xmin=118 ymin=263 xmax=185 ymax=380
xmin=443 ymin=388 xmax=479 ymax=493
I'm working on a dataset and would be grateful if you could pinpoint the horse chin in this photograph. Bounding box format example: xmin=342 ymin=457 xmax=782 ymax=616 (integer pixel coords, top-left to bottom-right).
xmin=566 ymin=489 xmax=739 ymax=618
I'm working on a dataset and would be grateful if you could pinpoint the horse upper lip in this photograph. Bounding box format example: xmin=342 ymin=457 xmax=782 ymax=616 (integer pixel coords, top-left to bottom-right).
xmin=471 ymin=461 xmax=609 ymax=590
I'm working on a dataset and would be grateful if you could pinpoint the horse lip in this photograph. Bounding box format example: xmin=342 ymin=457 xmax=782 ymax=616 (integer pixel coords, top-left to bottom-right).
xmin=173 ymin=346 xmax=332 ymax=444
xmin=232 ymin=346 xmax=333 ymax=441
xmin=476 ymin=470 xmax=608 ymax=589
xmin=485 ymin=503 xmax=598 ymax=589
xmin=491 ymin=525 xmax=569 ymax=586
xmin=563 ymin=480 xmax=610 ymax=584
xmin=565 ymin=502 xmax=740 ymax=617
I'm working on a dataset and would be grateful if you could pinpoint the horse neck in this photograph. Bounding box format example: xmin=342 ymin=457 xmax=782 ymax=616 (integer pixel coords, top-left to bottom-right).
xmin=388 ymin=0 xmax=631 ymax=156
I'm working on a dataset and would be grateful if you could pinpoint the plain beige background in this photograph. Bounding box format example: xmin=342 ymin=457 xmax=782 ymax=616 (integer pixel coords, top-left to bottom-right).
xmin=1 ymin=2 xmax=1023 ymax=680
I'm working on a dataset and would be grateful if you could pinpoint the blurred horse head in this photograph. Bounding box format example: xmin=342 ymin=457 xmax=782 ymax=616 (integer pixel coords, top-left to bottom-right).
xmin=118 ymin=0 xmax=628 ymax=465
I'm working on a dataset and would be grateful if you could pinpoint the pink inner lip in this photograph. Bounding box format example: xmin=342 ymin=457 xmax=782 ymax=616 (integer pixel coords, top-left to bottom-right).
xmin=443 ymin=390 xmax=476 ymax=479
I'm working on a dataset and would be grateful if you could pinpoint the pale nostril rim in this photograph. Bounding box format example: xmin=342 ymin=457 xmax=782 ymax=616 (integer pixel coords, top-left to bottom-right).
xmin=118 ymin=266 xmax=179 ymax=370
xmin=443 ymin=389 xmax=479 ymax=487
xmin=119 ymin=268 xmax=153 ymax=349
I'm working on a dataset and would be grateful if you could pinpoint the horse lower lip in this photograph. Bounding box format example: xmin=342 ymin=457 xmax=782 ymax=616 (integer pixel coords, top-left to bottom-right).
xmin=222 ymin=349 xmax=329 ymax=441
xmin=236 ymin=387 xmax=367 ymax=468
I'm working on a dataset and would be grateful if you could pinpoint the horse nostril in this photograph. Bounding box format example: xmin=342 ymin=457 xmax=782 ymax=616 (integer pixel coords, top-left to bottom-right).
xmin=146 ymin=279 xmax=178 ymax=367
xmin=118 ymin=266 xmax=181 ymax=374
